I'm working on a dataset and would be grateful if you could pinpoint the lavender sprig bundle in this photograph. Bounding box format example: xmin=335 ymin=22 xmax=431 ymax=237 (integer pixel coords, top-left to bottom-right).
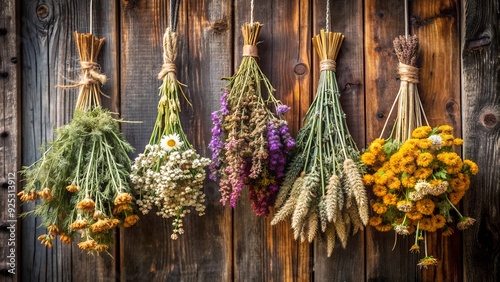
xmin=20 ymin=32 xmax=138 ymax=254
xmin=272 ymin=30 xmax=368 ymax=256
xmin=209 ymin=22 xmax=295 ymax=216
xmin=130 ymin=28 xmax=210 ymax=240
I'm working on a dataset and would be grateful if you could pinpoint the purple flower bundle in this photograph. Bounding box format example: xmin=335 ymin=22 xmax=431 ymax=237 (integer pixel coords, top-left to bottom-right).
xmin=209 ymin=23 xmax=295 ymax=216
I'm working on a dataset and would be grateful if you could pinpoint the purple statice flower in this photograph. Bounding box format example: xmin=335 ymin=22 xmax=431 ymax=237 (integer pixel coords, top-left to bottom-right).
xmin=209 ymin=90 xmax=230 ymax=181
xmin=278 ymin=121 xmax=295 ymax=154
xmin=209 ymin=111 xmax=224 ymax=181
xmin=276 ymin=104 xmax=291 ymax=115
xmin=267 ymin=120 xmax=294 ymax=180
xmin=267 ymin=122 xmax=285 ymax=178
xmin=220 ymin=89 xmax=229 ymax=115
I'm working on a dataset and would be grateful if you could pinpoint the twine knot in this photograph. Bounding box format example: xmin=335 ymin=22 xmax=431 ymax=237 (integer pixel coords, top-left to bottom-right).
xmin=398 ymin=62 xmax=419 ymax=83
xmin=320 ymin=59 xmax=336 ymax=72
xmin=158 ymin=63 xmax=177 ymax=80
xmin=242 ymin=44 xmax=259 ymax=58
xmin=158 ymin=28 xmax=178 ymax=80
xmin=80 ymin=61 xmax=107 ymax=85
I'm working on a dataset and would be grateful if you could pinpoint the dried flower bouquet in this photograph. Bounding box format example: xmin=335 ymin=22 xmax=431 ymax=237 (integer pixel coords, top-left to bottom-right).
xmin=130 ymin=28 xmax=210 ymax=240
xmin=363 ymin=35 xmax=478 ymax=268
xmin=362 ymin=125 xmax=478 ymax=268
xmin=19 ymin=32 xmax=138 ymax=254
xmin=209 ymin=22 xmax=295 ymax=216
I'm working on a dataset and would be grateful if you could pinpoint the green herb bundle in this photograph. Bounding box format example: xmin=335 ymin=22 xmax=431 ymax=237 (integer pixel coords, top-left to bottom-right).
xmin=20 ymin=32 xmax=138 ymax=254
xmin=130 ymin=28 xmax=210 ymax=240
xmin=272 ymin=30 xmax=368 ymax=256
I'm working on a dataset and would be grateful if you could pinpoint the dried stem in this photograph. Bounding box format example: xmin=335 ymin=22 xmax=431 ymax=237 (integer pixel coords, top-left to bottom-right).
xmin=68 ymin=32 xmax=106 ymax=111
xmin=379 ymin=34 xmax=429 ymax=142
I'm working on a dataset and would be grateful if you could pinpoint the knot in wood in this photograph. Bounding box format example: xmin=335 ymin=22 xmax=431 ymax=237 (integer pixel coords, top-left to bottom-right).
xmin=320 ymin=59 xmax=336 ymax=72
xmin=398 ymin=63 xmax=419 ymax=83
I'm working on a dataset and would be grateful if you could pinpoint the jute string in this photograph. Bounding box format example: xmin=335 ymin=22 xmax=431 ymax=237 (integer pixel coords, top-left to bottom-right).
xmin=320 ymin=59 xmax=336 ymax=72
xmin=242 ymin=44 xmax=259 ymax=58
xmin=158 ymin=28 xmax=178 ymax=80
xmin=398 ymin=62 xmax=419 ymax=83
xmin=58 ymin=61 xmax=106 ymax=89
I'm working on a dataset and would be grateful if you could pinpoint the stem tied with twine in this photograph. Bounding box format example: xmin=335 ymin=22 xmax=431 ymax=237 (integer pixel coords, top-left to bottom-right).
xmin=20 ymin=31 xmax=139 ymax=254
xmin=209 ymin=22 xmax=295 ymax=216
xmin=379 ymin=34 xmax=429 ymax=143
xmin=273 ymin=30 xmax=368 ymax=257
xmin=151 ymin=27 xmax=191 ymax=146
xmin=58 ymin=32 xmax=107 ymax=112
xmin=131 ymin=27 xmax=210 ymax=240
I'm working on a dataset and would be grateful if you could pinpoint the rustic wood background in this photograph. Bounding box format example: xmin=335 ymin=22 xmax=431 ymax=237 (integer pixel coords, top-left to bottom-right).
xmin=0 ymin=0 xmax=498 ymax=281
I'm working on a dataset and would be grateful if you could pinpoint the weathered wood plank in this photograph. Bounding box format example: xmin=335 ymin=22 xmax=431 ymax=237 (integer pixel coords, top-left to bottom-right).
xmin=119 ymin=0 xmax=233 ymax=280
xmin=20 ymin=0 xmax=119 ymax=281
xmin=462 ymin=0 xmax=500 ymax=281
xmin=412 ymin=1 xmax=462 ymax=281
xmin=312 ymin=0 xmax=366 ymax=280
xmin=0 ymin=0 xmax=20 ymax=280
xmin=232 ymin=0 xmax=312 ymax=281
xmin=364 ymin=1 xmax=422 ymax=280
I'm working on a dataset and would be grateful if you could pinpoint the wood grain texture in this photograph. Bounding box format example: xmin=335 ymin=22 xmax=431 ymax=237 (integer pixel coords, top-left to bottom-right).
xmin=312 ymin=0 xmax=366 ymax=280
xmin=20 ymin=1 xmax=119 ymax=281
xmin=412 ymin=1 xmax=462 ymax=281
xmin=119 ymin=0 xmax=233 ymax=280
xmin=0 ymin=0 xmax=20 ymax=280
xmin=364 ymin=1 xmax=422 ymax=281
xmin=7 ymin=0 xmax=498 ymax=281
xmin=231 ymin=0 xmax=312 ymax=281
xmin=462 ymin=0 xmax=500 ymax=281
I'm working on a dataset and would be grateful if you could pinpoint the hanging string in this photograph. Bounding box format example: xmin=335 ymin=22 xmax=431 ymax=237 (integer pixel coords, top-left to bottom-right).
xmin=89 ymin=0 xmax=93 ymax=34
xmin=325 ymin=0 xmax=330 ymax=32
xmin=404 ymin=0 xmax=409 ymax=38
xmin=250 ymin=0 xmax=254 ymax=25
xmin=170 ymin=0 xmax=181 ymax=32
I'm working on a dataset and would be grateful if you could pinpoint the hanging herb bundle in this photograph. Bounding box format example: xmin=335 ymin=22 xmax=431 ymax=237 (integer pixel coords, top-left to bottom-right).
xmin=272 ymin=30 xmax=369 ymax=256
xmin=130 ymin=28 xmax=210 ymax=240
xmin=209 ymin=22 xmax=295 ymax=216
xmin=362 ymin=35 xmax=478 ymax=268
xmin=379 ymin=35 xmax=428 ymax=143
xmin=19 ymin=32 xmax=138 ymax=254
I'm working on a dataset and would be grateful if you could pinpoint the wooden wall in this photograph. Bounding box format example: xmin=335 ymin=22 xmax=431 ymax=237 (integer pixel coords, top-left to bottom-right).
xmin=0 ymin=0 xmax=498 ymax=281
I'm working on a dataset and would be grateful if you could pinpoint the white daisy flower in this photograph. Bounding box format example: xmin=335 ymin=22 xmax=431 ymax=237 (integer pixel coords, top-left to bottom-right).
xmin=428 ymin=134 xmax=443 ymax=150
xmin=160 ymin=133 xmax=183 ymax=151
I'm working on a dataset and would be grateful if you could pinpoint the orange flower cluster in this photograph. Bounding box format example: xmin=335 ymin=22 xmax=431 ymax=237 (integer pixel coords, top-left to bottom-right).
xmin=362 ymin=125 xmax=478 ymax=267
xmin=19 ymin=107 xmax=138 ymax=256
xmin=25 ymin=192 xmax=139 ymax=253
xmin=69 ymin=193 xmax=139 ymax=253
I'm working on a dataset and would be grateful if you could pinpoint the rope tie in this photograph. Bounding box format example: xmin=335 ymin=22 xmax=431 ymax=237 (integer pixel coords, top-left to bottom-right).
xmin=158 ymin=28 xmax=178 ymax=80
xmin=158 ymin=63 xmax=177 ymax=80
xmin=398 ymin=62 xmax=419 ymax=83
xmin=320 ymin=59 xmax=336 ymax=72
xmin=80 ymin=61 xmax=107 ymax=85
xmin=242 ymin=44 xmax=259 ymax=58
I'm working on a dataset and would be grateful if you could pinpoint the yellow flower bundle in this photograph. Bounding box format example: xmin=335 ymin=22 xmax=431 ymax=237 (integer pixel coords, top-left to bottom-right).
xmin=362 ymin=125 xmax=478 ymax=267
